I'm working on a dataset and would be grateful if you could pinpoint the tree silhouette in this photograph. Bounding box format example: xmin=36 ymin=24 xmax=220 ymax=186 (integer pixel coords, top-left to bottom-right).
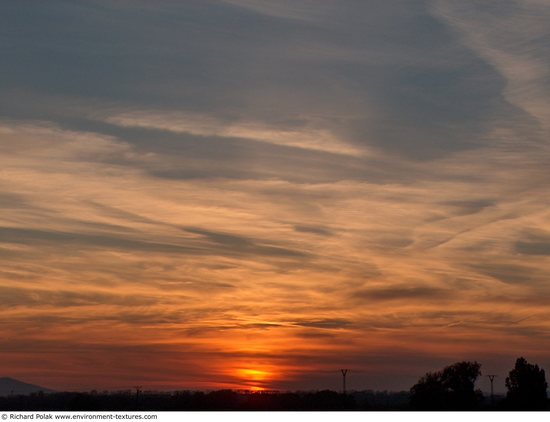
xmin=505 ymin=357 xmax=548 ymax=410
xmin=410 ymin=361 xmax=483 ymax=410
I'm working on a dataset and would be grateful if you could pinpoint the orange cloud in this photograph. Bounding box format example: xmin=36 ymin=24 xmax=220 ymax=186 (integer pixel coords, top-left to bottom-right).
xmin=1 ymin=119 xmax=550 ymax=392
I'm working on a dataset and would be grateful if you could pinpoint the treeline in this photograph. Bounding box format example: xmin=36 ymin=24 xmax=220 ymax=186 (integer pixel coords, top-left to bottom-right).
xmin=0 ymin=357 xmax=547 ymax=411
xmin=410 ymin=356 xmax=548 ymax=411
xmin=0 ymin=390 xmax=358 ymax=411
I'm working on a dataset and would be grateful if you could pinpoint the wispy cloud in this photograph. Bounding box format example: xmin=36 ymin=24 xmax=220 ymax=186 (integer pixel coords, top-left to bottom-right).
xmin=431 ymin=0 xmax=550 ymax=132
xmin=103 ymin=110 xmax=366 ymax=156
xmin=1 ymin=0 xmax=550 ymax=392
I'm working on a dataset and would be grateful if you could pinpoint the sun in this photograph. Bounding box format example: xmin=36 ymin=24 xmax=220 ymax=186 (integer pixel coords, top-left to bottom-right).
xmin=236 ymin=368 xmax=273 ymax=391
xmin=238 ymin=368 xmax=270 ymax=381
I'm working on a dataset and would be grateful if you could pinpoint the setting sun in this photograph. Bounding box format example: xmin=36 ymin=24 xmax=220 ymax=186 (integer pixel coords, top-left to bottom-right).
xmin=233 ymin=368 xmax=276 ymax=391
xmin=238 ymin=369 xmax=271 ymax=382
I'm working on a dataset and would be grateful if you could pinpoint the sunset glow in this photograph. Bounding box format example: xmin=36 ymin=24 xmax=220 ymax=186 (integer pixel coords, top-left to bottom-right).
xmin=1 ymin=0 xmax=550 ymax=395
xmin=237 ymin=369 xmax=271 ymax=382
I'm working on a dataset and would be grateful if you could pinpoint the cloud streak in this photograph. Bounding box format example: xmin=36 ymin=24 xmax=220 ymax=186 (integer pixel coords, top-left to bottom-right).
xmin=1 ymin=0 xmax=550 ymax=392
xmin=104 ymin=110 xmax=365 ymax=156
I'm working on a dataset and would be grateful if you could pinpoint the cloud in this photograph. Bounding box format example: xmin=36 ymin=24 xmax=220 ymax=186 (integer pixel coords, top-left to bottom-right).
xmin=516 ymin=232 xmax=550 ymax=256
xmin=353 ymin=285 xmax=450 ymax=302
xmin=293 ymin=225 xmax=334 ymax=236
xmin=0 ymin=285 xmax=157 ymax=308
xmin=1 ymin=0 xmax=550 ymax=392
xmin=440 ymin=199 xmax=496 ymax=216
xmin=0 ymin=226 xmax=201 ymax=255
xmin=218 ymin=0 xmax=332 ymax=23
xmin=183 ymin=227 xmax=309 ymax=258
xmin=0 ymin=193 xmax=31 ymax=219
xmin=1 ymin=0 xmax=516 ymax=159
xmin=469 ymin=262 xmax=538 ymax=285
xmin=103 ymin=110 xmax=365 ymax=156
xmin=292 ymin=319 xmax=352 ymax=329
xmin=431 ymin=0 xmax=550 ymax=132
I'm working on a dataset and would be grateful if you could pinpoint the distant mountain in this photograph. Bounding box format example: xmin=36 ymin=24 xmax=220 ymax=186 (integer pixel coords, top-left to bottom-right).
xmin=0 ymin=377 xmax=54 ymax=396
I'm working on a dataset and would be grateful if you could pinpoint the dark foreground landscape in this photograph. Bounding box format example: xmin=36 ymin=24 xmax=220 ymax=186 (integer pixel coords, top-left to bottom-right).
xmin=2 ymin=358 xmax=548 ymax=411
xmin=0 ymin=390 xmax=396 ymax=411
xmin=0 ymin=387 xmax=545 ymax=412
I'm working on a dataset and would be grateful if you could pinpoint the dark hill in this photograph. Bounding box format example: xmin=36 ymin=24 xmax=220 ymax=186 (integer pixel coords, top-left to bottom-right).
xmin=0 ymin=377 xmax=54 ymax=396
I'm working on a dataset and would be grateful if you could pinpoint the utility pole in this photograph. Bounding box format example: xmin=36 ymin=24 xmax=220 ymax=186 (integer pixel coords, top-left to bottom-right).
xmin=487 ymin=375 xmax=497 ymax=407
xmin=340 ymin=369 xmax=349 ymax=395
xmin=134 ymin=385 xmax=142 ymax=409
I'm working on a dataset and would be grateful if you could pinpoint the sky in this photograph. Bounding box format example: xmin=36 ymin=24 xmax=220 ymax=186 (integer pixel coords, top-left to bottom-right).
xmin=1 ymin=0 xmax=550 ymax=394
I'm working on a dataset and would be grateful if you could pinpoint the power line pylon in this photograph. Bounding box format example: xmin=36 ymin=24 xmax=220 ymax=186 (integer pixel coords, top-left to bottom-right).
xmin=487 ymin=375 xmax=497 ymax=406
xmin=133 ymin=385 xmax=143 ymax=408
xmin=340 ymin=369 xmax=349 ymax=394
